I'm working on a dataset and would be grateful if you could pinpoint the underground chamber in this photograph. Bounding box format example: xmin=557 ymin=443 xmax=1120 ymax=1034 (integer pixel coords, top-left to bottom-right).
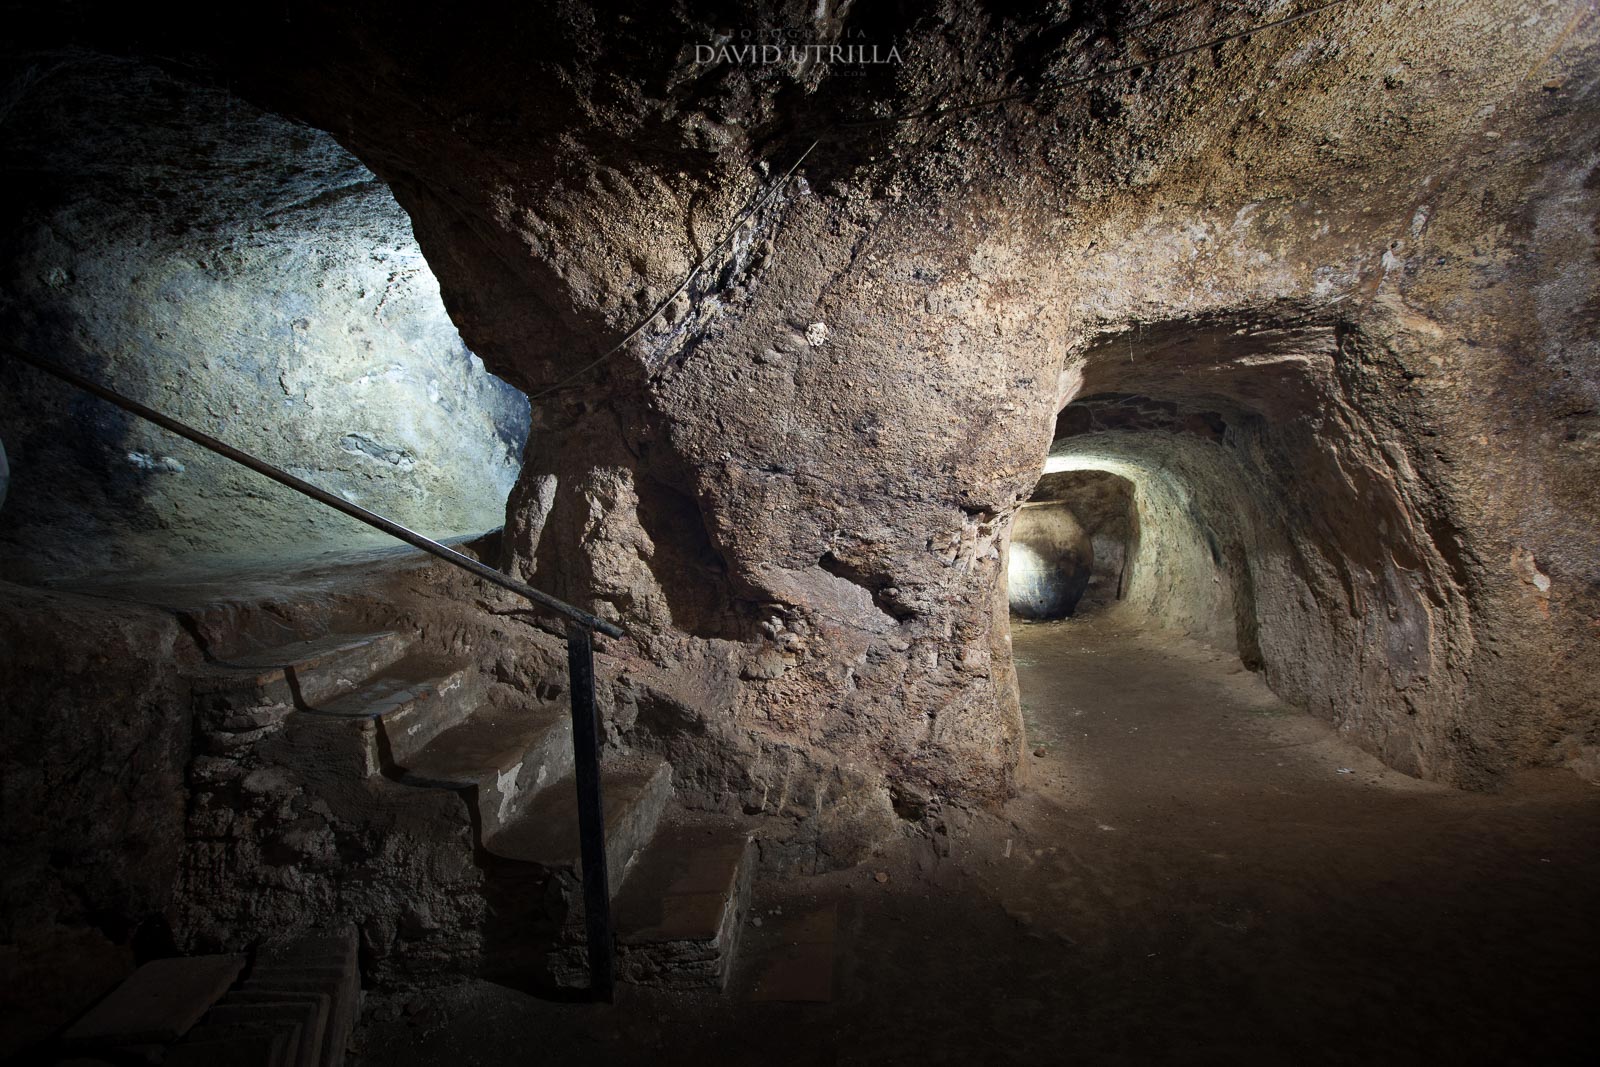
xmin=3 ymin=4 xmax=1599 ymax=1062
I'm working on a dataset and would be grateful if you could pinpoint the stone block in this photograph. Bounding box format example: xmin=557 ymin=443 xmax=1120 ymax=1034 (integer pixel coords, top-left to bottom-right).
xmin=64 ymin=954 xmax=245 ymax=1046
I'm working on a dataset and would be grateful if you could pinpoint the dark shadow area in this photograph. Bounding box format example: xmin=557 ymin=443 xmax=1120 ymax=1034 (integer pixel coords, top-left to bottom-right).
xmin=354 ymin=613 xmax=1600 ymax=1065
xmin=632 ymin=475 xmax=750 ymax=641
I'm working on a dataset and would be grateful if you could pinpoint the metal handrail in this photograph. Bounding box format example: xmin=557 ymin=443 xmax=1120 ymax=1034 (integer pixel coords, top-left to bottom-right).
xmin=5 ymin=342 xmax=620 ymax=999
xmin=4 ymin=345 xmax=622 ymax=638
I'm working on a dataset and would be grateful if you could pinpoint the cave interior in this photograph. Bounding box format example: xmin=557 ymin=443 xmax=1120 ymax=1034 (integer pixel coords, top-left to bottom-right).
xmin=2 ymin=2 xmax=1598 ymax=1063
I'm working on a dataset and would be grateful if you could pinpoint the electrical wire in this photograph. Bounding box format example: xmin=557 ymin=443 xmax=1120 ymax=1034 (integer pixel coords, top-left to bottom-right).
xmin=523 ymin=137 xmax=820 ymax=403
xmin=529 ymin=0 xmax=1354 ymax=400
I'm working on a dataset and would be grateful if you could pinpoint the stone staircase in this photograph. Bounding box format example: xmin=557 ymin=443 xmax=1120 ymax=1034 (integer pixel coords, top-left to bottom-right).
xmin=172 ymin=929 xmax=362 ymax=1066
xmin=189 ymin=627 xmax=755 ymax=993
xmin=61 ymin=929 xmax=361 ymax=1067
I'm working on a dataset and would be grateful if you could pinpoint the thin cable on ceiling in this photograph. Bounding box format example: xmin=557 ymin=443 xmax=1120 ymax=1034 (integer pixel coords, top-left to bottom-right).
xmin=528 ymin=0 xmax=1355 ymax=402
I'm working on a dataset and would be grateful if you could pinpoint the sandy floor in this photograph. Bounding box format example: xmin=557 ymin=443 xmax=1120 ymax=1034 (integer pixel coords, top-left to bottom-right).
xmin=357 ymin=614 xmax=1600 ymax=1066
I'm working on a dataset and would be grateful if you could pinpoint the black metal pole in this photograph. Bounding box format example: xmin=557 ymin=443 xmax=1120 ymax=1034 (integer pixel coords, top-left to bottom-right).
xmin=4 ymin=343 xmax=622 ymax=639
xmin=565 ymin=622 xmax=614 ymax=1000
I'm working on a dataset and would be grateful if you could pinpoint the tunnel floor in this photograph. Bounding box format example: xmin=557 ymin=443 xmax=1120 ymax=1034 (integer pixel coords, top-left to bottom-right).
xmin=354 ymin=614 xmax=1600 ymax=1066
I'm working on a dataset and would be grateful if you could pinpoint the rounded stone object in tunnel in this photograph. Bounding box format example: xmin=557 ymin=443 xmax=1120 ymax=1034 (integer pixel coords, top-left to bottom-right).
xmin=1008 ymin=504 xmax=1095 ymax=619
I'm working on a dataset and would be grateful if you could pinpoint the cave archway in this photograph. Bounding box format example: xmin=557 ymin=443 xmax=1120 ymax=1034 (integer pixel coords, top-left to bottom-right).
xmin=1006 ymin=468 xmax=1137 ymax=621
xmin=0 ymin=53 xmax=530 ymax=583
xmin=1005 ymin=312 xmax=1470 ymax=782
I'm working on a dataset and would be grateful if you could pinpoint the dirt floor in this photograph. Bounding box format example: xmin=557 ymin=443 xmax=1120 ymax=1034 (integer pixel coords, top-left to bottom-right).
xmin=355 ymin=613 xmax=1600 ymax=1066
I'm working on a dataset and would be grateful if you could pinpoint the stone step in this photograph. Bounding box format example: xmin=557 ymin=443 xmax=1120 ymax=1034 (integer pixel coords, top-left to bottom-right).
xmin=304 ymin=659 xmax=482 ymax=777
xmin=607 ymin=818 xmax=756 ymax=990
xmin=63 ymin=953 xmax=246 ymax=1047
xmin=195 ymin=631 xmax=411 ymax=709
xmin=255 ymin=926 xmax=359 ymax=970
xmin=247 ymin=926 xmax=360 ymax=1067
xmin=393 ymin=696 xmax=573 ymax=839
xmin=204 ymin=997 xmax=328 ymax=1067
xmin=255 ymin=939 xmax=357 ymax=971
xmin=167 ymin=1024 xmax=298 ymax=1067
xmin=485 ymin=754 xmax=673 ymax=886
xmin=167 ymin=926 xmax=360 ymax=1067
xmin=545 ymin=815 xmax=756 ymax=989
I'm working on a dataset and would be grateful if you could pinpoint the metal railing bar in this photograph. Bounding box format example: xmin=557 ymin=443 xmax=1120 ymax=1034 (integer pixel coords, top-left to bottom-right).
xmin=565 ymin=623 xmax=614 ymax=1000
xmin=4 ymin=343 xmax=624 ymax=639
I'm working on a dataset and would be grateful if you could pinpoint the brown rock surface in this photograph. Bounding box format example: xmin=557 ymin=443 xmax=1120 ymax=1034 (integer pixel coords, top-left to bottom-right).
xmin=3 ymin=0 xmax=1597 ymax=861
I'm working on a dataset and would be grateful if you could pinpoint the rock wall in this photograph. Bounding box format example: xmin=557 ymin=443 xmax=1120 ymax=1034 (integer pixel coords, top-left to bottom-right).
xmin=0 ymin=53 xmax=529 ymax=581
xmin=0 ymin=584 xmax=193 ymax=1055
xmin=6 ymin=0 xmax=1597 ymax=853
xmin=176 ymin=670 xmax=497 ymax=986
xmin=1044 ymin=316 xmax=1482 ymax=779
xmin=0 ymin=551 xmax=576 ymax=1051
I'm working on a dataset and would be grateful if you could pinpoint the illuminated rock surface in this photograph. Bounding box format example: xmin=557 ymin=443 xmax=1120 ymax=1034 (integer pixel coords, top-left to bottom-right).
xmin=2 ymin=5 xmax=1599 ymax=1051
xmin=0 ymin=56 xmax=529 ymax=580
xmin=1007 ymin=504 xmax=1093 ymax=620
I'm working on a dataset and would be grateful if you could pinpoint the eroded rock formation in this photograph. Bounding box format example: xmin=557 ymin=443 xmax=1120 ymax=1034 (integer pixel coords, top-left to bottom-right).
xmin=6 ymin=0 xmax=1598 ymax=858
xmin=1023 ymin=468 xmax=1136 ymax=612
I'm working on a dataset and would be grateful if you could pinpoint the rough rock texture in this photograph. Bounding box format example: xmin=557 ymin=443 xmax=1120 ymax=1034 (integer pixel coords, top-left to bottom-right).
xmin=176 ymin=668 xmax=499 ymax=987
xmin=0 ymin=584 xmax=195 ymax=1056
xmin=1049 ymin=318 xmax=1485 ymax=777
xmin=0 ymin=545 xmax=581 ymax=1053
xmin=0 ymin=53 xmax=529 ymax=581
xmin=7 ymin=0 xmax=1600 ymax=853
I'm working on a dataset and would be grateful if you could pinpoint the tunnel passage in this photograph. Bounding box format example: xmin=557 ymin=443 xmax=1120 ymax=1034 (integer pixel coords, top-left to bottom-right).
xmin=0 ymin=54 xmax=530 ymax=581
xmin=1007 ymin=504 xmax=1093 ymax=620
xmin=1008 ymin=315 xmax=1474 ymax=783
xmin=1007 ymin=470 xmax=1136 ymax=620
